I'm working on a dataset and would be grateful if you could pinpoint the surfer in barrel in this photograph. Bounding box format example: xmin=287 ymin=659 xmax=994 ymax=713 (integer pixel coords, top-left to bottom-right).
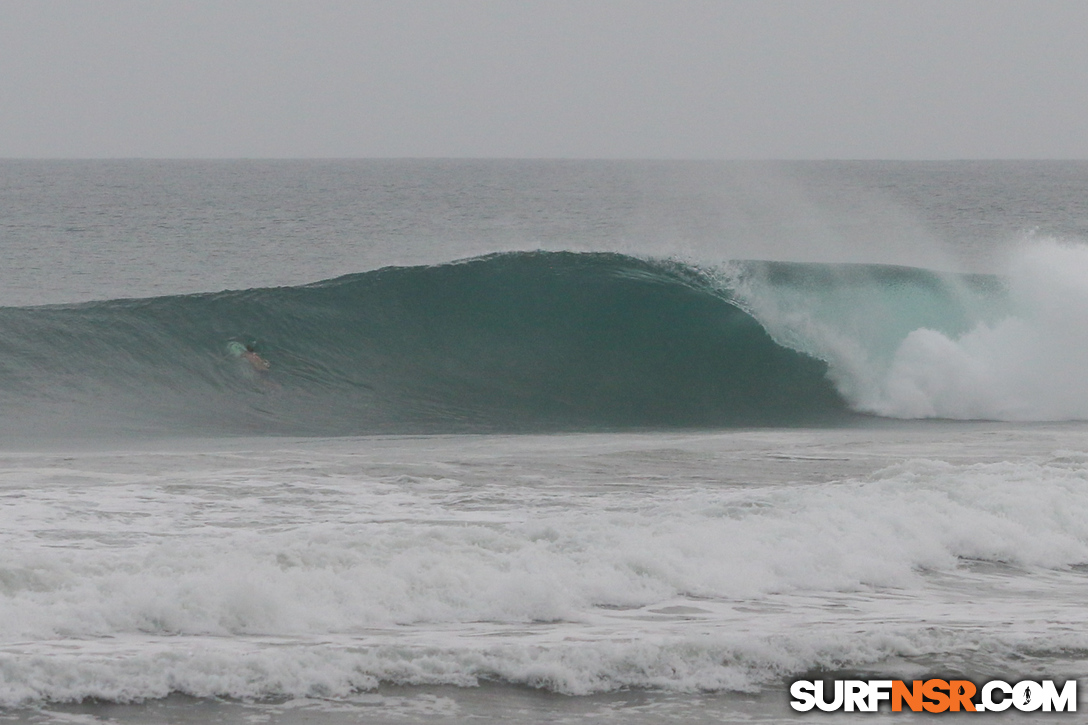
xmin=227 ymin=341 xmax=271 ymax=372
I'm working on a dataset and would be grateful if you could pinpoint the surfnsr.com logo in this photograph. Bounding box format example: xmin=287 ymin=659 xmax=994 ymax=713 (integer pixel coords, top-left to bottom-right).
xmin=790 ymin=679 xmax=1077 ymax=713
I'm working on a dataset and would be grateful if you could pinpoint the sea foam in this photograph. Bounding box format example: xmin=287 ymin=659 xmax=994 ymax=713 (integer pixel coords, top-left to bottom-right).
xmin=2 ymin=441 xmax=1088 ymax=703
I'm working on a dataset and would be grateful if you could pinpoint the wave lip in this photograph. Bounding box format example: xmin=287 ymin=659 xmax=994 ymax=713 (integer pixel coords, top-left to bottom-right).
xmin=729 ymin=241 xmax=1088 ymax=422
xmin=0 ymin=252 xmax=848 ymax=437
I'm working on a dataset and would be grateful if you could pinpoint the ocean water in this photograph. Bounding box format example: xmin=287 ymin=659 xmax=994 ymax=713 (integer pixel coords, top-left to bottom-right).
xmin=2 ymin=160 xmax=1088 ymax=723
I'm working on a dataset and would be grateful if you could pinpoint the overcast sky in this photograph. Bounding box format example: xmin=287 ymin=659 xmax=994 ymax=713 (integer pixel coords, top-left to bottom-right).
xmin=2 ymin=0 xmax=1087 ymax=159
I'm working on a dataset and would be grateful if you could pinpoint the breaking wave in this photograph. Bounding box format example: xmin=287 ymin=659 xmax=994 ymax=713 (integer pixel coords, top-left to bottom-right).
xmin=3 ymin=242 xmax=1086 ymax=437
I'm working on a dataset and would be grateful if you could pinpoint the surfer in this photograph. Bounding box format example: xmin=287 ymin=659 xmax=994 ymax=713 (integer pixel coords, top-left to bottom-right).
xmin=227 ymin=341 xmax=271 ymax=372
xmin=243 ymin=345 xmax=270 ymax=372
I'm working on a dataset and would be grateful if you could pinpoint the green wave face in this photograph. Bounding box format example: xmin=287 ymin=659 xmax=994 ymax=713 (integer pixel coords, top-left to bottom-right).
xmin=0 ymin=252 xmax=850 ymax=438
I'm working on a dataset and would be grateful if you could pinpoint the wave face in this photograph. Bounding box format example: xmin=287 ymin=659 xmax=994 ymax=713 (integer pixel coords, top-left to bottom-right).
xmin=0 ymin=252 xmax=848 ymax=437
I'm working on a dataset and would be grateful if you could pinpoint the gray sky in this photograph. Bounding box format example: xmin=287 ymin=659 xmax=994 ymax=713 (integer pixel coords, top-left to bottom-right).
xmin=2 ymin=0 xmax=1087 ymax=159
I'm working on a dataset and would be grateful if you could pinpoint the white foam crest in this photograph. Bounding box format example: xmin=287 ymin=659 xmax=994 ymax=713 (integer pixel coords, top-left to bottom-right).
xmin=3 ymin=457 xmax=1088 ymax=642
xmin=868 ymin=240 xmax=1088 ymax=419
xmin=0 ymin=628 xmax=1048 ymax=706
xmin=2 ymin=624 xmax=1086 ymax=705
xmin=4 ymin=440 xmax=1088 ymax=704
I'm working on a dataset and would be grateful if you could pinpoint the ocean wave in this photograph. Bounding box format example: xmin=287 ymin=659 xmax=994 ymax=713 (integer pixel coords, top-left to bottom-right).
xmin=0 ymin=251 xmax=846 ymax=437
xmin=5 ymin=244 xmax=1088 ymax=436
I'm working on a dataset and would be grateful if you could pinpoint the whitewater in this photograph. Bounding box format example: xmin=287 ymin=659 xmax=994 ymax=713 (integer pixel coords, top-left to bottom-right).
xmin=2 ymin=160 xmax=1088 ymax=723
